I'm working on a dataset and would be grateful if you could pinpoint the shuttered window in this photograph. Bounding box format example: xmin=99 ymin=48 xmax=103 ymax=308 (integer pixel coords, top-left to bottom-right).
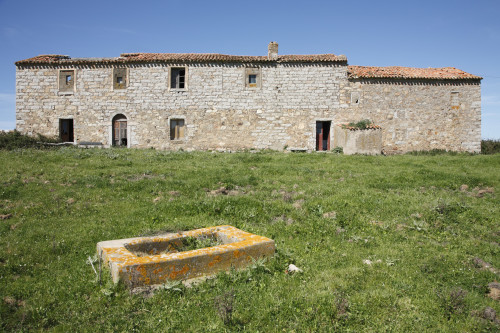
xmin=170 ymin=119 xmax=185 ymax=140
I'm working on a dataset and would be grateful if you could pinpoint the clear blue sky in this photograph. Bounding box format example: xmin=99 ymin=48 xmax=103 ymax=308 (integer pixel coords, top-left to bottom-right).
xmin=1 ymin=0 xmax=499 ymax=139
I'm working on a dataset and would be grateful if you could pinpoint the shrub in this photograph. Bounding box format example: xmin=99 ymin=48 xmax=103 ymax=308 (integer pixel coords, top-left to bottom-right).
xmin=481 ymin=139 xmax=500 ymax=154
xmin=0 ymin=130 xmax=61 ymax=150
xmin=342 ymin=119 xmax=373 ymax=130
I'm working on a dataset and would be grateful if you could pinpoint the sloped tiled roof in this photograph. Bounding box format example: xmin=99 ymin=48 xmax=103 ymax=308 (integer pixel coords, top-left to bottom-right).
xmin=348 ymin=65 xmax=482 ymax=80
xmin=16 ymin=53 xmax=347 ymax=65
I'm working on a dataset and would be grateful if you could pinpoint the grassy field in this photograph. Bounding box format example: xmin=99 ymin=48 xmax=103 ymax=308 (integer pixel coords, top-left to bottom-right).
xmin=0 ymin=148 xmax=499 ymax=331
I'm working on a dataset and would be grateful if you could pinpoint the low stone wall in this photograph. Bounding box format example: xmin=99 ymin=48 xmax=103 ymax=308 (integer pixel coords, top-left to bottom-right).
xmin=333 ymin=126 xmax=382 ymax=155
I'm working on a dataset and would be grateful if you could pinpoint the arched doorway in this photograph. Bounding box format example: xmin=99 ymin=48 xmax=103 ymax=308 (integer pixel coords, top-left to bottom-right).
xmin=112 ymin=114 xmax=127 ymax=146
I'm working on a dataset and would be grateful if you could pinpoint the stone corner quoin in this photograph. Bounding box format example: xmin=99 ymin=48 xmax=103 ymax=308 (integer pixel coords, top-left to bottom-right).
xmin=15 ymin=42 xmax=482 ymax=154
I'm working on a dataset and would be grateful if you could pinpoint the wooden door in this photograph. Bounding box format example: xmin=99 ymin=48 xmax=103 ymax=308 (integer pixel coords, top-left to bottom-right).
xmin=112 ymin=115 xmax=127 ymax=146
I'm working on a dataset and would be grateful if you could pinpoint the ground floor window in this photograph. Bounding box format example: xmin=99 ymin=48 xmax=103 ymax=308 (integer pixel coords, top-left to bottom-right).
xmin=112 ymin=114 xmax=127 ymax=146
xmin=316 ymin=121 xmax=331 ymax=151
xmin=170 ymin=119 xmax=185 ymax=140
xmin=59 ymin=119 xmax=74 ymax=142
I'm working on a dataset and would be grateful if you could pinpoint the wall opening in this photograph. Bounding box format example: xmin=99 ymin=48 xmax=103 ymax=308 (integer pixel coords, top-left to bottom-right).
xmin=112 ymin=114 xmax=127 ymax=146
xmin=59 ymin=119 xmax=74 ymax=142
xmin=316 ymin=121 xmax=331 ymax=151
xmin=170 ymin=118 xmax=185 ymax=140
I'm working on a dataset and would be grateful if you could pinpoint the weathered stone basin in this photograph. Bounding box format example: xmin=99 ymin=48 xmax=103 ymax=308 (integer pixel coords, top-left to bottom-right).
xmin=97 ymin=225 xmax=275 ymax=288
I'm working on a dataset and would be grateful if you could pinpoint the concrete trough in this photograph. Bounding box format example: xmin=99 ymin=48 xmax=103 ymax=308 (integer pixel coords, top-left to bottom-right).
xmin=97 ymin=225 xmax=275 ymax=288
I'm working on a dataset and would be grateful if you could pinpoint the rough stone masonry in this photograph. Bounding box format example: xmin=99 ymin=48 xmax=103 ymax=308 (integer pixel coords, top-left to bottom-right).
xmin=15 ymin=42 xmax=482 ymax=153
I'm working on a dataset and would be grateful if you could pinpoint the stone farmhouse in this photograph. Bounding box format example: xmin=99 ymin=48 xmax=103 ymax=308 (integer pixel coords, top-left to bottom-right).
xmin=15 ymin=42 xmax=482 ymax=153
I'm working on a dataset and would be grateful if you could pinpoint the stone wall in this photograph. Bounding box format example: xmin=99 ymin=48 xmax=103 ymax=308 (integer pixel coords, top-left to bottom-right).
xmin=16 ymin=63 xmax=481 ymax=153
xmin=333 ymin=127 xmax=382 ymax=155
xmin=16 ymin=63 xmax=346 ymax=151
xmin=340 ymin=79 xmax=481 ymax=153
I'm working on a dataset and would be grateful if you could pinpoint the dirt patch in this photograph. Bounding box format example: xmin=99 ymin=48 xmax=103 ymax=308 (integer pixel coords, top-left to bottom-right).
xmin=0 ymin=213 xmax=13 ymax=220
xmin=128 ymin=173 xmax=164 ymax=182
xmin=3 ymin=296 xmax=25 ymax=307
xmin=471 ymin=307 xmax=500 ymax=325
xmin=323 ymin=211 xmax=337 ymax=219
xmin=460 ymin=185 xmax=495 ymax=198
xmin=369 ymin=220 xmax=383 ymax=226
xmin=272 ymin=188 xmax=301 ymax=202
xmin=207 ymin=185 xmax=249 ymax=196
xmin=472 ymin=257 xmax=498 ymax=275
xmin=272 ymin=215 xmax=294 ymax=225
xmin=473 ymin=187 xmax=495 ymax=198
xmin=488 ymin=282 xmax=500 ymax=301
xmin=292 ymin=199 xmax=304 ymax=209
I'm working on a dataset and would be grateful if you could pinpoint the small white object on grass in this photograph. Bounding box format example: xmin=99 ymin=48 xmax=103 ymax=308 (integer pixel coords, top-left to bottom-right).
xmin=287 ymin=264 xmax=303 ymax=273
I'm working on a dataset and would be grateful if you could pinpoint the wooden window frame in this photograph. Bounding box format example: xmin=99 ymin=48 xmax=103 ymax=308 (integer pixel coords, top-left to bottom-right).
xmin=169 ymin=67 xmax=187 ymax=90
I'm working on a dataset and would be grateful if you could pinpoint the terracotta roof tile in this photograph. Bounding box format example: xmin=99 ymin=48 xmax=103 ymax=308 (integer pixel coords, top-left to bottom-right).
xmin=16 ymin=53 xmax=347 ymax=65
xmin=348 ymin=65 xmax=481 ymax=80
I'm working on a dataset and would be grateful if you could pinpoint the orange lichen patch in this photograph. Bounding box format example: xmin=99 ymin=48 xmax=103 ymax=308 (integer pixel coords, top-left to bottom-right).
xmin=208 ymin=255 xmax=222 ymax=267
xmin=169 ymin=265 xmax=190 ymax=279
xmin=97 ymin=225 xmax=275 ymax=288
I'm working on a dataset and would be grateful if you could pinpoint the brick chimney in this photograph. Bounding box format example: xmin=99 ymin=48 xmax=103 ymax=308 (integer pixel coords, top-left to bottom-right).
xmin=268 ymin=42 xmax=278 ymax=60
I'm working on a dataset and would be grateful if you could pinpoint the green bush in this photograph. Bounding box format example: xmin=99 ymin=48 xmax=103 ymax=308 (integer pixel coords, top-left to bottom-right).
xmin=341 ymin=119 xmax=373 ymax=130
xmin=0 ymin=130 xmax=61 ymax=150
xmin=481 ymin=139 xmax=500 ymax=154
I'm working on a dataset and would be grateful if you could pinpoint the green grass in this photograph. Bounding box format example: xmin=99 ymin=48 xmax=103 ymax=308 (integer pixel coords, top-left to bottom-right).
xmin=1 ymin=148 xmax=499 ymax=331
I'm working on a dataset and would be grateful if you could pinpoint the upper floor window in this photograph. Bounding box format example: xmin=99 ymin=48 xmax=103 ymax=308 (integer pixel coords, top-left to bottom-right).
xmin=245 ymin=67 xmax=261 ymax=88
xmin=113 ymin=68 xmax=127 ymax=89
xmin=170 ymin=67 xmax=186 ymax=89
xmin=59 ymin=70 xmax=75 ymax=92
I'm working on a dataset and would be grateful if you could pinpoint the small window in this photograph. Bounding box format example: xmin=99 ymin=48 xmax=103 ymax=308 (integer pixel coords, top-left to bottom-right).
xmin=245 ymin=68 xmax=261 ymax=88
xmin=113 ymin=68 xmax=127 ymax=89
xmin=249 ymin=74 xmax=257 ymax=86
xmin=170 ymin=67 xmax=186 ymax=89
xmin=170 ymin=119 xmax=185 ymax=140
xmin=451 ymin=91 xmax=460 ymax=109
xmin=59 ymin=70 xmax=75 ymax=92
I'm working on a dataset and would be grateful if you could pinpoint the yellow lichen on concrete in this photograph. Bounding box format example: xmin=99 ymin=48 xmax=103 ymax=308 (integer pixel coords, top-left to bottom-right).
xmin=97 ymin=225 xmax=275 ymax=288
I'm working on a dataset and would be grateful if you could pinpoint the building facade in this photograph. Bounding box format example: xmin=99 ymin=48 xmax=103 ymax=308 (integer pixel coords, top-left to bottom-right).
xmin=15 ymin=42 xmax=482 ymax=153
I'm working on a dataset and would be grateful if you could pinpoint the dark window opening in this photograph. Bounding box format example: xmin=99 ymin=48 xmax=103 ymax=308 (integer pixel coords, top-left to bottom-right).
xmin=171 ymin=68 xmax=186 ymax=89
xmin=249 ymin=74 xmax=257 ymax=85
xmin=245 ymin=68 xmax=260 ymax=88
xmin=59 ymin=119 xmax=74 ymax=142
xmin=170 ymin=119 xmax=185 ymax=140
xmin=116 ymin=76 xmax=123 ymax=84
xmin=316 ymin=121 xmax=331 ymax=151
xmin=112 ymin=114 xmax=127 ymax=147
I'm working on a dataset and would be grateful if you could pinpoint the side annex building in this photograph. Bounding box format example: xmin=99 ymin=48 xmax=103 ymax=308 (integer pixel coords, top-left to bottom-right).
xmin=15 ymin=42 xmax=482 ymax=153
